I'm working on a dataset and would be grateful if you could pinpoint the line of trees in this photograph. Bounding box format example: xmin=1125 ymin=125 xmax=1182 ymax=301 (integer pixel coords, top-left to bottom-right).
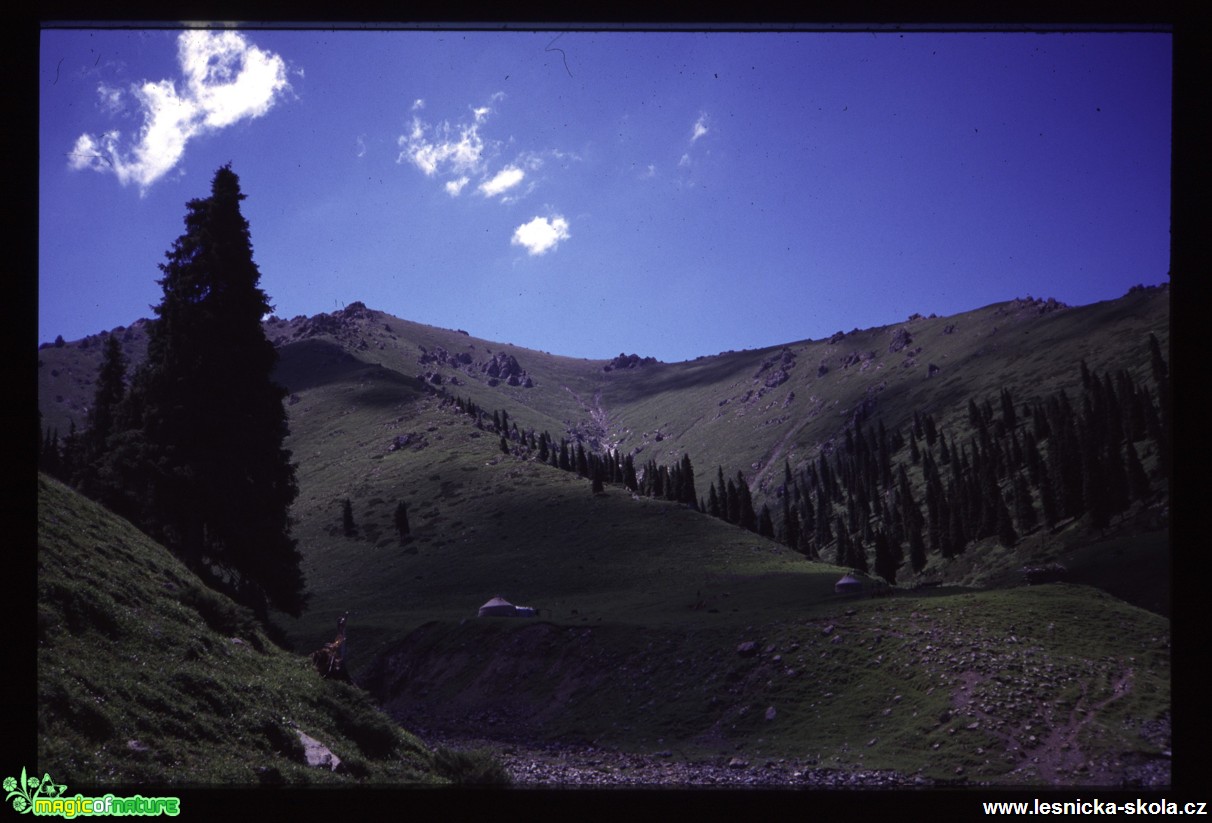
xmin=773 ymin=338 xmax=1169 ymax=583
xmin=442 ymin=394 xmax=707 ymax=507
xmin=440 ymin=394 xmax=789 ymax=540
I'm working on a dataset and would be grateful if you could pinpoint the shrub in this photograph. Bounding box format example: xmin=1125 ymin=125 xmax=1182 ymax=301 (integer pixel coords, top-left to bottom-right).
xmin=430 ymin=746 xmax=511 ymax=785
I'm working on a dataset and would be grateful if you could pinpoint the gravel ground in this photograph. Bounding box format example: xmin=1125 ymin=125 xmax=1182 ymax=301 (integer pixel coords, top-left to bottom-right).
xmin=422 ymin=731 xmax=1170 ymax=789
xmin=423 ymin=734 xmax=925 ymax=788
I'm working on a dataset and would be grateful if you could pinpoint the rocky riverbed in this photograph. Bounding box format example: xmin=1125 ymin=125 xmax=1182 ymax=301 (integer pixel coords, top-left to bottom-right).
xmin=421 ymin=733 xmax=924 ymax=787
xmin=420 ymin=730 xmax=1170 ymax=789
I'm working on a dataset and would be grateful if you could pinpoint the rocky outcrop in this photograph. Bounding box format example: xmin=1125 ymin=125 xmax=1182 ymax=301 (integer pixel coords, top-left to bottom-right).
xmin=388 ymin=432 xmax=428 ymax=452
xmin=418 ymin=345 xmax=534 ymax=388
xmin=888 ymin=328 xmax=912 ymax=353
xmin=754 ymin=348 xmax=796 ymax=388
xmin=604 ymin=353 xmax=657 ymax=372
xmin=841 ymin=350 xmax=875 ymax=369
xmin=483 ymin=352 xmax=534 ymax=387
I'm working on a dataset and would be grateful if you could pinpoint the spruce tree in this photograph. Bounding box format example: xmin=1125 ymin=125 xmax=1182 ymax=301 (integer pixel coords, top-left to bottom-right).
xmin=124 ymin=165 xmax=305 ymax=616
xmin=725 ymin=479 xmax=740 ymax=524
xmin=849 ymin=532 xmax=869 ymax=574
xmin=736 ymin=471 xmax=757 ymax=531
xmin=40 ymin=426 xmax=62 ymax=480
xmin=73 ymin=333 xmax=128 ymax=501
xmin=758 ymin=504 xmax=775 ymax=538
xmin=86 ymin=334 xmax=128 ymax=459
xmin=623 ymin=454 xmax=638 ymax=491
xmin=1125 ymin=439 xmax=1151 ymax=502
xmin=996 ymin=494 xmax=1018 ymax=547
xmin=1013 ymin=473 xmax=1038 ymax=534
xmin=680 ymin=454 xmax=698 ymax=508
xmin=873 ymin=529 xmax=897 ymax=584
xmin=834 ymin=516 xmax=848 ymax=566
xmin=394 ymin=500 xmax=411 ymax=542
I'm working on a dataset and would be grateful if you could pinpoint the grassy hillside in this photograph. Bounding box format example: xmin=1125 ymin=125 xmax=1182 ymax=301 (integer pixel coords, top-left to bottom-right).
xmin=36 ymin=473 xmax=445 ymax=786
xmin=35 ymin=285 xmax=1170 ymax=786
xmin=260 ymin=314 xmax=1169 ymax=785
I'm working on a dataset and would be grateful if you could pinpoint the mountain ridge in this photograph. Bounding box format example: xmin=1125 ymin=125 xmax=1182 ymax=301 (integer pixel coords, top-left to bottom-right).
xmin=39 ymin=285 xmax=1169 ymax=499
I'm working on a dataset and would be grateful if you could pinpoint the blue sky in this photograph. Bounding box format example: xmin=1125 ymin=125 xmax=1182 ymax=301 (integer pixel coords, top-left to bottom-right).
xmin=39 ymin=27 xmax=1171 ymax=363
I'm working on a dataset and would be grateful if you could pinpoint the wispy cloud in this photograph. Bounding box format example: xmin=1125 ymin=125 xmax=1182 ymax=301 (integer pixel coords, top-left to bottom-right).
xmin=692 ymin=112 xmax=709 ymax=142
xmin=400 ymin=94 xmax=555 ymax=208
xmin=401 ymin=116 xmax=487 ymax=178
xmin=398 ymin=95 xmax=502 ymax=182
xmin=511 ymin=215 xmax=570 ymax=256
xmin=479 ymin=166 xmax=525 ymax=198
xmin=68 ymin=31 xmax=291 ymax=194
xmin=403 ymin=94 xmax=572 ymax=248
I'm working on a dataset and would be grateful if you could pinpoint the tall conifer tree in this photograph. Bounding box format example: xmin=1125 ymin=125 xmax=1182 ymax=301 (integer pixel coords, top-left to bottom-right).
xmin=125 ymin=165 xmax=305 ymax=616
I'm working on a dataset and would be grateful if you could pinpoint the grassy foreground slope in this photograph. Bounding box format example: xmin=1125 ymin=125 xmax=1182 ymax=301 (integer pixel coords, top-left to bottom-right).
xmin=36 ymin=474 xmax=444 ymax=786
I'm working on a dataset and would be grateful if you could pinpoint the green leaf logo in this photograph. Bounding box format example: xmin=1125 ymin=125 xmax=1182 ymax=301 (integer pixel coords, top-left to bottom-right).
xmin=3 ymin=768 xmax=63 ymax=815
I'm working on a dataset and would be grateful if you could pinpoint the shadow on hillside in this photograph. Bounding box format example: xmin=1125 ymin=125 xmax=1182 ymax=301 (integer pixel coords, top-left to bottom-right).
xmin=596 ymin=348 xmax=778 ymax=405
xmin=274 ymin=338 xmax=429 ymax=406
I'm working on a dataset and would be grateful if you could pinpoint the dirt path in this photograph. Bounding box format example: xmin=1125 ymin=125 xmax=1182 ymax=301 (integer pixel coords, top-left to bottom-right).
xmin=946 ymin=665 xmax=1168 ymax=787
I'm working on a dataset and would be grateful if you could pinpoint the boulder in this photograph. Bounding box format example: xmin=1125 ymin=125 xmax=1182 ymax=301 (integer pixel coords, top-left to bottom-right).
xmin=888 ymin=328 xmax=913 ymax=353
xmin=763 ymin=369 xmax=789 ymax=388
xmin=296 ymin=730 xmax=342 ymax=771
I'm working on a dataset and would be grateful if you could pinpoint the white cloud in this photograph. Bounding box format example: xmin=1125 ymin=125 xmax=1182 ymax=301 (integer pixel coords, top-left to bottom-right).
xmin=412 ymin=98 xmax=425 ymax=111
xmin=479 ymin=166 xmax=525 ymax=197
xmin=679 ymin=153 xmax=691 ymax=167
xmin=511 ymin=215 xmax=570 ymax=256
xmin=179 ymin=30 xmax=289 ymax=128
xmin=692 ymin=112 xmax=709 ymax=142
xmin=399 ymin=114 xmax=488 ymax=178
xmin=355 ymin=135 xmax=366 ymax=158
xmin=68 ymin=30 xmax=290 ymax=193
xmin=401 ymin=92 xmax=562 ymax=206
xmin=97 ymin=83 xmax=125 ymax=114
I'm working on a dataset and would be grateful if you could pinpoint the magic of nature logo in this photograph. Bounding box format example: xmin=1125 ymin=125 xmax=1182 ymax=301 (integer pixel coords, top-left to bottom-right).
xmin=4 ymin=768 xmax=179 ymax=817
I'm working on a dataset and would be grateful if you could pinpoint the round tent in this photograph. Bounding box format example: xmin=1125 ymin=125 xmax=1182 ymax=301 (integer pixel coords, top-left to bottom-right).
xmin=834 ymin=574 xmax=864 ymax=595
xmin=478 ymin=596 xmax=517 ymax=617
